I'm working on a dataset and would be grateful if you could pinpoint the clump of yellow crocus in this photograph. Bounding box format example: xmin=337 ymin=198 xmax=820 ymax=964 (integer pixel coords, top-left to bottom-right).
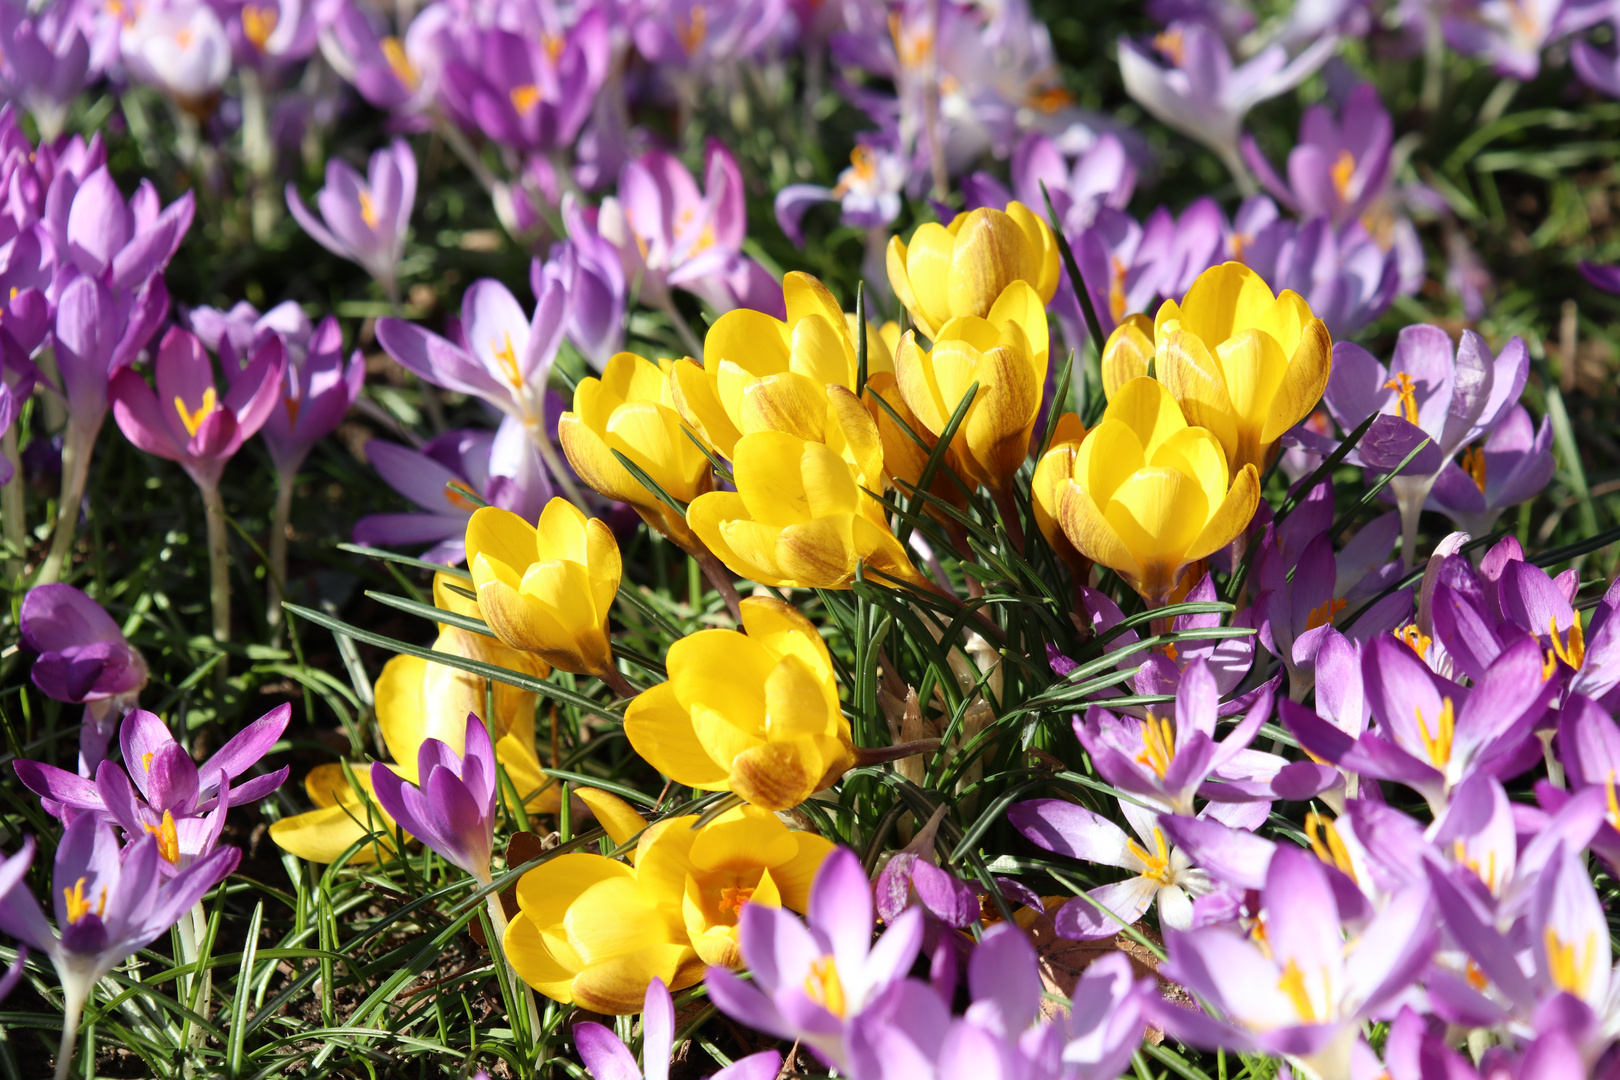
xmin=269 ymin=576 xmax=554 ymax=863
xmin=558 ymin=351 xmax=713 ymax=546
xmin=1150 ymin=261 xmax=1331 ymax=474
xmin=504 ymin=791 xmax=829 ymax=1012
xmin=465 ymin=498 xmax=631 ymax=694
xmin=893 ymin=280 xmax=1048 ymax=492
xmin=886 ymin=202 xmax=1059 ymax=339
xmin=1031 ymin=412 xmax=1089 ymax=572
xmin=624 ymin=596 xmax=855 ymax=811
xmin=1055 ymin=377 xmax=1259 ymax=607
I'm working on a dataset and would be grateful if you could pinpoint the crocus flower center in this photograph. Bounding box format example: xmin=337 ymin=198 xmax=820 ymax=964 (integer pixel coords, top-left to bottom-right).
xmin=1276 ymin=957 xmax=1325 ymax=1023
xmin=175 ymin=386 xmax=219 ymax=437
xmin=359 ymin=188 xmax=378 ymax=228
xmin=1465 ymin=959 xmax=1491 ymax=991
xmin=1134 ymin=711 xmax=1176 ymax=778
xmin=1152 ymin=28 xmax=1185 ymax=66
xmin=145 ymin=809 xmax=181 ymax=864
xmin=833 ymin=146 xmax=876 ymax=197
xmin=1384 ymin=372 xmax=1420 ymax=424
xmin=382 ymin=37 xmax=419 ymax=89
xmin=1159 ymin=641 xmax=1179 ymax=662
xmin=242 ymin=3 xmax=277 ymax=50
xmin=1125 ymin=826 xmax=1174 ymax=885
xmin=509 ymin=84 xmax=542 ymax=114
xmin=1029 ymin=86 xmax=1074 ymax=113
xmin=63 ymin=876 xmax=107 ymax=924
xmin=542 ymin=33 xmax=564 ymax=62
xmin=1330 ymin=149 xmax=1356 ymax=202
xmin=1394 ymin=623 xmax=1431 ymax=660
xmin=1303 ymin=811 xmax=1357 ymax=882
xmin=717 ymin=885 xmax=755 ymax=916
xmin=1306 ymin=597 xmax=1347 ymax=631
xmin=1547 ymin=616 xmax=1585 ymax=670
xmin=1414 ymin=697 xmax=1455 ymax=768
xmin=889 ymin=13 xmax=933 ymax=69
xmin=803 ymin=955 xmax=847 ymax=1017
xmin=175 ymin=26 xmax=195 ymax=48
xmin=1543 ymin=926 xmax=1599 ymax=996
xmin=491 ymin=332 xmax=523 ymax=386
xmin=445 ymin=479 xmax=483 ymax=512
xmin=1109 ymin=257 xmax=1128 ymax=323
xmin=677 ymin=5 xmax=707 ymax=54
xmin=1452 ymin=839 xmax=1499 ymax=893
xmin=1461 ymin=445 xmax=1487 ymax=493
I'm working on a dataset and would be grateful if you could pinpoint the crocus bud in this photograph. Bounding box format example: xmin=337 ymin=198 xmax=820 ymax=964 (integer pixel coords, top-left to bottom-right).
xmin=1152 ymin=261 xmax=1332 ymax=475
xmin=625 ymin=597 xmax=856 ymax=811
xmin=885 ymin=202 xmax=1060 ymax=340
xmin=1101 ymin=313 xmax=1154 ymax=401
xmin=465 ymin=499 xmax=622 ymax=682
xmin=1032 ymin=411 xmax=1089 ymax=573
xmin=1056 ymin=377 xmax=1259 ymax=607
xmin=893 ymin=280 xmax=1047 ymax=492
xmin=685 ymin=429 xmax=924 ymax=590
xmin=558 ymin=351 xmax=713 ymax=546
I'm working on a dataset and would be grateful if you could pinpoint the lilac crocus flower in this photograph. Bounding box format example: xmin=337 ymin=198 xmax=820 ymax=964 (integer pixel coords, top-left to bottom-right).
xmin=1578 ymin=260 xmax=1620 ymax=294
xmin=1425 ymin=405 xmax=1554 ymax=539
xmin=1443 ymin=0 xmax=1609 ymax=79
xmin=0 ymin=816 xmax=240 ymax=1079
xmin=534 ymin=198 xmax=627 ymax=371
xmin=119 ymin=0 xmax=233 ymax=108
xmin=705 ymin=846 xmax=924 ymax=1072
xmin=369 ymin=713 xmax=499 ymax=882
xmin=19 ymin=584 xmax=149 ymax=775
xmin=1319 ymin=325 xmax=1529 ymax=566
xmin=1242 ymin=82 xmax=1393 ymax=231
xmin=1555 ymin=694 xmax=1620 ymax=871
xmin=633 ymin=0 xmax=790 ymax=78
xmin=776 ymin=132 xmax=911 ymax=291
xmin=1147 ymin=846 xmax=1435 ymax=1080
xmin=575 ymin=977 xmax=782 ymax=1080
xmin=1574 ymin=37 xmax=1620 ymax=98
xmin=1118 ymin=21 xmax=1337 ymax=188
xmin=225 ymin=0 xmax=319 ymax=69
xmin=1239 ymin=213 xmax=1401 ymax=337
xmin=0 ymin=2 xmax=95 ymax=141
xmin=316 ymin=0 xmax=450 ymax=117
xmin=286 ymin=138 xmax=416 ymax=301
xmin=109 ymin=326 xmax=287 ymax=491
xmin=1011 ymin=795 xmax=1212 ymax=937
xmin=874 ymin=806 xmax=979 ymax=930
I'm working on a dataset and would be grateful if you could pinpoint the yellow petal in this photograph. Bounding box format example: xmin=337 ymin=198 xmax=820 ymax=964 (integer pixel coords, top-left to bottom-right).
xmin=669 ymin=357 xmax=741 ymax=459
xmin=729 ymin=739 xmax=822 ymax=811
xmin=687 ymin=492 xmax=771 ymax=582
xmin=886 ymin=235 xmax=926 ymax=337
xmin=905 ymin=222 xmax=956 ymax=335
xmin=1005 ymin=201 xmax=1060 ymax=302
xmin=784 ymin=271 xmax=849 ymax=340
xmin=716 ymin=516 xmax=791 ymax=586
xmin=738 ymin=597 xmax=836 ymax=684
xmin=826 ymin=385 xmax=885 ymax=488
xmin=1187 ymin=462 xmax=1260 ymax=562
xmin=986 ymin=279 xmax=1049 ymax=371
xmin=764 ymin=653 xmax=839 ymax=740
xmin=569 ymin=944 xmax=703 ymax=1015
xmin=705 ymin=308 xmax=792 ymax=383
xmin=1057 ymin=480 xmax=1140 ymax=581
xmin=1173 ymin=262 xmax=1277 ymax=346
xmin=1103 ymin=376 xmax=1187 ymax=454
xmin=1157 ymin=328 xmax=1240 ymax=464
xmin=1102 ymin=315 xmax=1154 ymax=401
xmin=624 ymin=681 xmax=735 ymax=790
xmin=789 ymin=312 xmax=857 ymax=389
xmin=799 ymin=440 xmax=861 ymax=519
xmin=775 ymin=515 xmax=859 ymax=587
xmin=1151 ymin=427 xmax=1231 ymax=508
xmin=584 ymin=516 xmax=623 ymax=617
xmin=516 ymin=852 xmax=634 ymax=924
xmin=465 ymin=507 xmax=536 ymax=586
xmin=1261 ymin=318 xmax=1332 ymax=445
xmin=1104 ymin=465 xmax=1207 ymax=565
xmin=894 ymin=330 xmax=947 ymax=436
xmin=533 ymin=497 xmax=589 ymax=564
xmin=575 ymin=787 xmax=650 ymax=847
xmin=267 ymin=801 xmax=399 ymax=865
xmin=504 ymin=910 xmax=580 ymax=1002
xmin=739 ymin=372 xmax=828 ymax=441
xmin=691 ymin=702 xmax=768 ymax=769
xmin=733 ymin=430 xmax=814 ymax=526
xmin=949 ymin=209 xmax=1034 ymax=320
xmin=688 ymin=805 xmax=800 ymax=872
xmin=1076 ymin=418 xmax=1147 ymax=506
xmin=770 ymin=833 xmax=836 ymax=911
xmin=668 ymin=628 xmax=774 ymax=724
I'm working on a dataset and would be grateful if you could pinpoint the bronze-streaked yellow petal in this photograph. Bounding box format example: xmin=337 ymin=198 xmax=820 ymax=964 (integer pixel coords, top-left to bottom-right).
xmin=1102 ymin=315 xmax=1153 ymax=401
xmin=739 ymin=372 xmax=828 ymax=442
xmin=1103 ymin=376 xmax=1188 ymax=454
xmin=1261 ymin=317 xmax=1331 ymax=444
xmin=728 ymin=739 xmax=822 ymax=811
xmin=1057 ymin=480 xmax=1140 ymax=582
xmin=949 ymin=209 xmax=1035 ymax=319
xmin=669 ymin=357 xmax=741 ymax=459
xmin=569 ymin=944 xmax=703 ymax=1015
xmin=1186 ymin=462 xmax=1260 ymax=562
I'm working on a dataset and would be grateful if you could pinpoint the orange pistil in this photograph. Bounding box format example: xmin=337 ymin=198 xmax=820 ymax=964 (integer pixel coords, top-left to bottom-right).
xmin=358 ymin=188 xmax=378 ymax=229
xmin=1306 ymin=597 xmax=1347 ymax=631
xmin=1152 ymin=28 xmax=1186 ymax=66
xmin=490 ymin=332 xmax=523 ymax=386
xmin=509 ymin=83 xmax=542 ymax=114
xmin=1029 ymin=86 xmax=1074 ymax=113
xmin=444 ymin=480 xmax=483 ymax=512
xmin=1330 ymin=149 xmax=1356 ymax=202
xmin=677 ymin=5 xmax=708 ymax=55
xmin=717 ymin=885 xmax=755 ymax=916
xmin=1108 ymin=256 xmax=1128 ymax=323
xmin=1395 ymin=623 xmax=1431 ymax=660
xmin=1460 ymin=445 xmax=1486 ymax=493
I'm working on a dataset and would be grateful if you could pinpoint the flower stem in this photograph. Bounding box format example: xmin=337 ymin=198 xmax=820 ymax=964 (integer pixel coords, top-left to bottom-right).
xmin=38 ymin=419 xmax=96 ymax=586
xmin=688 ymin=543 xmax=743 ymax=622
xmin=200 ymin=480 xmax=232 ymax=686
xmin=2 ymin=424 xmax=26 ymax=582
xmin=267 ymin=466 xmax=295 ymax=640
xmin=482 ymin=889 xmax=542 ymax=1058
xmin=54 ymin=980 xmax=87 ymax=1080
xmin=531 ymin=426 xmax=591 ymax=513
xmin=239 ymin=67 xmax=279 ymax=243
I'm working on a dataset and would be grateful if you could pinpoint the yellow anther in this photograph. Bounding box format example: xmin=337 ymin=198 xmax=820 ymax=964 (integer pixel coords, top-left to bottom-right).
xmin=541 ymin=32 xmax=564 ymax=62
xmin=1415 ymin=697 xmax=1455 ymax=769
xmin=1460 ymin=445 xmax=1487 ymax=493
xmin=1153 ymin=28 xmax=1186 ymax=66
xmin=1330 ymin=149 xmax=1356 ymax=202
xmin=1544 ymin=926 xmax=1599 ymax=997
xmin=1465 ymin=959 xmax=1490 ymax=991
xmin=62 ymin=876 xmax=107 ymax=924
xmin=1395 ymin=623 xmax=1431 ymax=660
xmin=803 ymin=955 xmax=846 ymax=1017
xmin=1451 ymin=839 xmax=1499 ymax=893
xmin=717 ymin=885 xmax=755 ymax=916
xmin=1606 ymin=773 xmax=1620 ymax=831
xmin=1276 ymin=958 xmax=1322 ymax=1023
xmin=509 ymin=83 xmax=541 ymax=114
xmin=358 ymin=187 xmax=377 ymax=228
xmin=490 ymin=332 xmax=522 ymax=386
xmin=145 ymin=809 xmax=180 ymax=865
xmin=677 ymin=5 xmax=707 ymax=54
xmin=142 ymin=751 xmax=155 ymax=772
xmin=381 ymin=36 xmax=418 ymax=89
xmin=1384 ymin=372 xmax=1420 ymax=424
xmin=175 ymin=26 xmax=194 ymax=48
xmin=444 ymin=480 xmax=482 ymax=512
xmin=1029 ymin=86 xmax=1074 ymax=112
xmin=1306 ymin=597 xmax=1347 ymax=631
xmin=1109 ymin=256 xmax=1128 ymax=323
xmin=1304 ymin=811 xmax=1357 ymax=882
xmin=1160 ymin=641 xmax=1180 ymax=662
xmin=1125 ymin=826 xmax=1174 ymax=884
xmin=175 ymin=386 xmax=218 ymax=438
xmin=1134 ymin=711 xmax=1176 ymax=778
xmin=242 ymin=3 xmax=278 ymax=50
xmin=1548 ymin=617 xmax=1585 ymax=671
xmin=889 ymin=11 xmax=933 ymax=67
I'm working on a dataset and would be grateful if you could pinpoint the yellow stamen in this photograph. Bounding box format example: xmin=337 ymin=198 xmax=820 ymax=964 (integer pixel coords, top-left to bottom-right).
xmin=509 ymin=83 xmax=541 ymax=114
xmin=833 ymin=146 xmax=877 ymax=198
xmin=1543 ymin=926 xmax=1599 ymax=997
xmin=175 ymin=26 xmax=194 ymax=48
xmin=1606 ymin=772 xmax=1620 ymax=831
xmin=717 ymin=885 xmax=755 ymax=916
xmin=541 ymin=32 xmax=564 ymax=62
xmin=1303 ymin=811 xmax=1357 ymax=882
xmin=803 ymin=955 xmax=846 ymax=1017
xmin=1415 ymin=697 xmax=1455 ymax=769
xmin=1134 ymin=711 xmax=1176 ymax=778
xmin=688 ymin=223 xmax=716 ymax=256
xmin=1395 ymin=623 xmax=1431 ymax=660
xmin=142 ymin=752 xmax=155 ymax=772
xmin=145 ymin=809 xmax=180 ymax=865
xmin=1548 ymin=616 xmax=1586 ymax=670
xmin=381 ymin=36 xmax=418 ymax=89
xmin=1276 ymin=958 xmax=1322 ymax=1023
xmin=677 ymin=5 xmax=707 ymax=54
xmin=1029 ymin=86 xmax=1074 ymax=112
xmin=1124 ymin=826 xmax=1174 ymax=885
xmin=1330 ymin=149 xmax=1356 ymax=202
xmin=1460 ymin=445 xmax=1487 ymax=493
xmin=889 ymin=11 xmax=933 ymax=68
xmin=1160 ymin=641 xmax=1180 ymax=662
xmin=1306 ymin=597 xmax=1347 ymax=631
xmin=490 ymin=332 xmax=522 ymax=386
xmin=1109 ymin=256 xmax=1128 ymax=323
xmin=1153 ymin=28 xmax=1186 ymax=66
xmin=175 ymin=386 xmax=218 ymax=438
xmin=1465 ymin=959 xmax=1490 ymax=991
xmin=358 ymin=188 xmax=378 ymax=228
xmin=242 ymin=3 xmax=278 ymax=50
xmin=62 ymin=876 xmax=107 ymax=924
xmin=1451 ymin=839 xmax=1499 ymax=893
xmin=1384 ymin=372 xmax=1420 ymax=424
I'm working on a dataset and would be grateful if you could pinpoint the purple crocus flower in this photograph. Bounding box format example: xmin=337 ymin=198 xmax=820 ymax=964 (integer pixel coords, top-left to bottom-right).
xmin=1492 ymin=558 xmax=1620 ymax=702
xmin=874 ymin=806 xmax=979 ymax=930
xmin=14 ymin=704 xmax=290 ymax=835
xmin=1239 ymin=213 xmax=1401 ymax=337
xmin=0 ymin=816 xmax=240 ymax=1076
xmin=534 ymin=198 xmax=627 ymax=371
xmin=776 ymin=131 xmax=911 ymax=291
xmin=632 ymin=0 xmax=788 ymax=75
xmin=1443 ymin=0 xmax=1609 ymax=79
xmin=119 ymin=0 xmax=233 ymax=108
xmin=1554 ymin=693 xmax=1620 ymax=871
xmin=316 ymin=0 xmax=450 ymax=117
xmin=0 ymin=2 xmax=95 ymax=141
xmin=1425 ymin=405 xmax=1554 ymax=539
xmin=575 ymin=977 xmax=782 ymax=1080
xmin=982 ymin=132 xmax=1137 ymax=235
xmin=369 ymin=713 xmax=499 ymax=882
xmin=1011 ymin=794 xmax=1212 ymax=938
xmin=108 ymin=326 xmax=287 ymax=491
xmin=1242 ymin=82 xmax=1393 ymax=231
xmin=1118 ymin=21 xmax=1337 ymax=188
xmin=1147 ymin=845 xmax=1435 ymax=1080
xmin=285 ymin=138 xmax=416 ymax=301
xmin=19 ymin=584 xmax=148 ymax=775
xmin=224 ymin=0 xmax=319 ymax=69
xmin=1316 ymin=325 xmax=1529 ymax=567
xmin=705 ymin=846 xmax=925 ymax=1072
xmin=1578 ymin=260 xmax=1620 ymax=294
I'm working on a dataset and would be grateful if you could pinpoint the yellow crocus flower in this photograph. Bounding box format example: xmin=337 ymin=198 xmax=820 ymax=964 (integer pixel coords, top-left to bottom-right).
xmin=1031 ymin=411 xmax=1089 ymax=572
xmin=558 ymin=351 xmax=714 ymax=546
xmin=1152 ymin=261 xmax=1331 ymax=474
xmin=684 ymin=429 xmax=925 ymax=590
xmin=465 ymin=499 xmax=624 ymax=688
xmin=1101 ymin=313 xmax=1154 ymax=401
xmin=624 ymin=596 xmax=856 ymax=811
xmin=1056 ymin=377 xmax=1259 ymax=607
xmin=269 ymin=576 xmax=554 ymax=863
xmin=886 ymin=202 xmax=1060 ymax=340
xmin=893 ymin=280 xmax=1048 ymax=492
